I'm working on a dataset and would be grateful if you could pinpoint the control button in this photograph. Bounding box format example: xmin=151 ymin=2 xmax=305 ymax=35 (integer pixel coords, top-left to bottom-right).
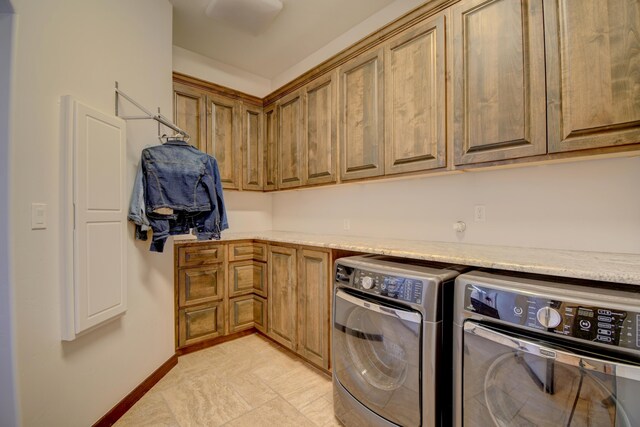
xmin=598 ymin=329 xmax=612 ymax=336
xmin=513 ymin=307 xmax=524 ymax=316
xmin=537 ymin=307 xmax=562 ymax=328
xmin=598 ymin=309 xmax=612 ymax=316
xmin=598 ymin=316 xmax=612 ymax=322
xmin=597 ymin=336 xmax=613 ymax=343
xmin=597 ymin=323 xmax=612 ymax=329
xmin=579 ymin=320 xmax=591 ymax=329
xmin=361 ymin=276 xmax=374 ymax=290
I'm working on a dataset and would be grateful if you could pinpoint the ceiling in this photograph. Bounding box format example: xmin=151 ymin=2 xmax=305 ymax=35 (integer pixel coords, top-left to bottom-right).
xmin=170 ymin=0 xmax=396 ymax=79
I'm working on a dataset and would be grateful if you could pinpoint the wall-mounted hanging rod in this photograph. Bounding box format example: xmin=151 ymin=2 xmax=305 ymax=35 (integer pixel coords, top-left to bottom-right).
xmin=114 ymin=81 xmax=190 ymax=139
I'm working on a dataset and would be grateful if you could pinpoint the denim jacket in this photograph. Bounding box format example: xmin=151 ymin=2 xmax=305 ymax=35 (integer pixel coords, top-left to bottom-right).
xmin=128 ymin=140 xmax=228 ymax=252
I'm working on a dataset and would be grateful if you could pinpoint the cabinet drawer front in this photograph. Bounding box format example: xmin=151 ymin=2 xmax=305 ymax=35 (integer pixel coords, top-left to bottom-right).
xmin=252 ymin=262 xmax=267 ymax=298
xmin=228 ymin=242 xmax=267 ymax=262
xmin=229 ymin=295 xmax=255 ymax=333
xmin=178 ymin=302 xmax=224 ymax=347
xmin=228 ymin=261 xmax=266 ymax=297
xmin=177 ymin=243 xmax=225 ymax=267
xmin=253 ymin=295 xmax=267 ymax=334
xmin=178 ymin=265 xmax=225 ymax=307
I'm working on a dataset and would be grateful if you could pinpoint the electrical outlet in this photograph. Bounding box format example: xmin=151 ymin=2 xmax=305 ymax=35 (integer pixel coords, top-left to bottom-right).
xmin=343 ymin=219 xmax=351 ymax=230
xmin=31 ymin=203 xmax=47 ymax=229
xmin=474 ymin=205 xmax=486 ymax=222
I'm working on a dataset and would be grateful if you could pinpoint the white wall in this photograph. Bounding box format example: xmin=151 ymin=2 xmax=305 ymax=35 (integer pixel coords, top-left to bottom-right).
xmin=10 ymin=1 xmax=176 ymax=425
xmin=1 ymin=7 xmax=19 ymax=427
xmin=224 ymin=191 xmax=273 ymax=232
xmin=272 ymin=157 xmax=640 ymax=254
xmin=173 ymin=45 xmax=271 ymax=97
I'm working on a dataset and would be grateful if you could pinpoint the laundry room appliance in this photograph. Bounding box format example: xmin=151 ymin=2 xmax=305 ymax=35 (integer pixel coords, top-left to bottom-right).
xmin=332 ymin=254 xmax=468 ymax=426
xmin=452 ymin=270 xmax=640 ymax=427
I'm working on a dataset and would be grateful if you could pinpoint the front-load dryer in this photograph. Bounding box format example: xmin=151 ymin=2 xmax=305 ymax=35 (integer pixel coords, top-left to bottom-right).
xmin=453 ymin=270 xmax=640 ymax=427
xmin=332 ymin=255 xmax=468 ymax=426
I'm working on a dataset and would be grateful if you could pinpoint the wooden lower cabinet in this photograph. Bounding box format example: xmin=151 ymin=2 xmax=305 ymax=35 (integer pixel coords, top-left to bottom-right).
xmin=268 ymin=245 xmax=298 ymax=350
xmin=178 ymin=301 xmax=225 ymax=347
xmin=178 ymin=264 xmax=225 ymax=307
xmin=268 ymin=244 xmax=331 ymax=369
xmin=253 ymin=295 xmax=267 ymax=334
xmin=297 ymin=249 xmax=331 ymax=369
xmin=228 ymin=260 xmax=266 ymax=297
xmin=229 ymin=295 xmax=256 ymax=333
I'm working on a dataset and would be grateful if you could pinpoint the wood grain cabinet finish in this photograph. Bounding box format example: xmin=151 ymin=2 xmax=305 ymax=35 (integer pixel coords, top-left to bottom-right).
xmin=206 ymin=93 xmax=241 ymax=189
xmin=339 ymin=48 xmax=385 ymax=181
xmin=178 ymin=301 xmax=225 ymax=347
xmin=451 ymin=0 xmax=547 ymax=165
xmin=173 ymin=83 xmax=207 ymax=152
xmin=229 ymin=295 xmax=256 ymax=333
xmin=253 ymin=295 xmax=267 ymax=334
xmin=177 ymin=243 xmax=225 ymax=267
xmin=545 ymin=0 xmax=640 ymax=153
xmin=178 ymin=264 xmax=225 ymax=307
xmin=263 ymin=104 xmax=278 ymax=191
xmin=297 ymin=248 xmax=331 ymax=370
xmin=278 ymin=91 xmax=305 ymax=189
xmin=304 ymin=73 xmax=337 ymax=185
xmin=384 ymin=14 xmax=446 ymax=174
xmin=267 ymin=245 xmax=298 ymax=350
xmin=228 ymin=260 xmax=266 ymax=298
xmin=242 ymin=104 xmax=264 ymax=190
xmin=228 ymin=241 xmax=267 ymax=262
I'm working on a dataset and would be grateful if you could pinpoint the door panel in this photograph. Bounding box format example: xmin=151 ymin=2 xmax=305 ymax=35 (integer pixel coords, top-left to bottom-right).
xmin=207 ymin=93 xmax=241 ymax=189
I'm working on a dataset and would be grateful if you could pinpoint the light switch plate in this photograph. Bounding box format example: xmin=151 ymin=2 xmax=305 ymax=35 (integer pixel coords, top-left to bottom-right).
xmin=31 ymin=203 xmax=47 ymax=229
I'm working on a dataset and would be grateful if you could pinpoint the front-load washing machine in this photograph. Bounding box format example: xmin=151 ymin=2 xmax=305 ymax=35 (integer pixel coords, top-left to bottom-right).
xmin=332 ymin=255 xmax=468 ymax=426
xmin=453 ymin=270 xmax=640 ymax=427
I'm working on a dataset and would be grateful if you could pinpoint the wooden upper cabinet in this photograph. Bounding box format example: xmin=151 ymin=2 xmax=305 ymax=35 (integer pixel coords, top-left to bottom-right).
xmin=384 ymin=14 xmax=447 ymax=174
xmin=304 ymin=73 xmax=337 ymax=185
xmin=263 ymin=104 xmax=278 ymax=191
xmin=545 ymin=0 xmax=640 ymax=153
xmin=207 ymin=93 xmax=241 ymax=189
xmin=278 ymin=91 xmax=305 ymax=189
xmin=242 ymin=104 xmax=264 ymax=191
xmin=451 ymin=0 xmax=546 ymax=165
xmin=339 ymin=48 xmax=385 ymax=181
xmin=173 ymin=83 xmax=207 ymax=152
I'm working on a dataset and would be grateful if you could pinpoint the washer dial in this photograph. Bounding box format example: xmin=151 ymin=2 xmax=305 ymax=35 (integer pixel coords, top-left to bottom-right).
xmin=537 ymin=307 xmax=562 ymax=328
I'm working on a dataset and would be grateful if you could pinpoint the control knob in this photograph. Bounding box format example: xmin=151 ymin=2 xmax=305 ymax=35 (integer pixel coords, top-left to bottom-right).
xmin=361 ymin=276 xmax=374 ymax=290
xmin=536 ymin=307 xmax=562 ymax=328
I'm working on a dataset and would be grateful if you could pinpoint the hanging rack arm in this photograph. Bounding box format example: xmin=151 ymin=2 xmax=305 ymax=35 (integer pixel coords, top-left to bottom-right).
xmin=114 ymin=81 xmax=190 ymax=139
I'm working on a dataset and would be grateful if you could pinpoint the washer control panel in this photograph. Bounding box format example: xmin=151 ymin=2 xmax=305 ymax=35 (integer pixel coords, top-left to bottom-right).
xmin=464 ymin=284 xmax=640 ymax=351
xmin=345 ymin=269 xmax=424 ymax=303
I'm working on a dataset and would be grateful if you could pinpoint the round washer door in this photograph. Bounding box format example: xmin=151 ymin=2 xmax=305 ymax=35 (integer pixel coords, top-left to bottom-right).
xmin=333 ymin=289 xmax=422 ymax=427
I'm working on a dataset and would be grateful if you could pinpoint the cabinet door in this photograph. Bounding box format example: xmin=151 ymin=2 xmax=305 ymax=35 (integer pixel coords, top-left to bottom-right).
xmin=304 ymin=73 xmax=337 ymax=185
xmin=297 ymin=249 xmax=331 ymax=370
xmin=278 ymin=91 xmax=305 ymax=189
xmin=206 ymin=93 xmax=241 ymax=189
xmin=178 ymin=301 xmax=224 ymax=348
xmin=228 ymin=260 xmax=266 ymax=298
xmin=263 ymin=104 xmax=278 ymax=191
xmin=229 ymin=295 xmax=255 ymax=333
xmin=173 ymin=83 xmax=207 ymax=152
xmin=339 ymin=48 xmax=385 ymax=181
xmin=253 ymin=295 xmax=267 ymax=334
xmin=385 ymin=14 xmax=446 ymax=174
xmin=242 ymin=104 xmax=264 ymax=190
xmin=451 ymin=0 xmax=546 ymax=165
xmin=178 ymin=264 xmax=225 ymax=307
xmin=268 ymin=245 xmax=297 ymax=350
xmin=545 ymin=0 xmax=640 ymax=153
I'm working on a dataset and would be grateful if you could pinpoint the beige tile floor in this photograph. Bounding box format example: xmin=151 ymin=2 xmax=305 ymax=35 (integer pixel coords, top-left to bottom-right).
xmin=114 ymin=333 xmax=341 ymax=427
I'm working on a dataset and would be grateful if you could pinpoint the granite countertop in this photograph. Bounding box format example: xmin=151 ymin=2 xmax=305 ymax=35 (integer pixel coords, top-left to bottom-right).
xmin=175 ymin=231 xmax=640 ymax=285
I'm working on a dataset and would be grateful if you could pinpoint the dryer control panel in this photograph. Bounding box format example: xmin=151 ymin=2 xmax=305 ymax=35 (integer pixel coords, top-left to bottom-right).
xmin=464 ymin=284 xmax=640 ymax=351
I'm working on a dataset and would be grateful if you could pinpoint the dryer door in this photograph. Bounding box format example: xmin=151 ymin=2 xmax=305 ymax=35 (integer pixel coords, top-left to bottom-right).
xmin=333 ymin=289 xmax=422 ymax=427
xmin=462 ymin=321 xmax=640 ymax=427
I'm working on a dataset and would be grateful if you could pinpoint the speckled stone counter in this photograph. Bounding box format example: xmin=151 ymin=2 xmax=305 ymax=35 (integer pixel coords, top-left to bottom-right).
xmin=175 ymin=231 xmax=640 ymax=285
